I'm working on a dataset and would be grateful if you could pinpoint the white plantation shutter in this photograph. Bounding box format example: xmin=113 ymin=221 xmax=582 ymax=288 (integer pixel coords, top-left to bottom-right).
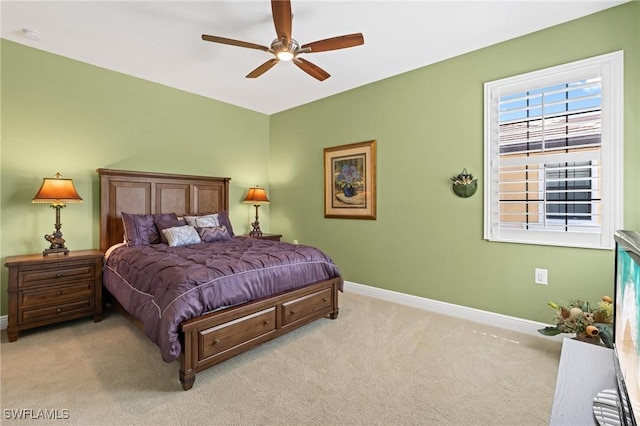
xmin=484 ymin=52 xmax=623 ymax=249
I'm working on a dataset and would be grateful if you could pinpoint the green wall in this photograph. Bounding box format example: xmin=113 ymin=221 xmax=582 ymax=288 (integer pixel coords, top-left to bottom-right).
xmin=0 ymin=40 xmax=270 ymax=315
xmin=269 ymin=2 xmax=640 ymax=323
xmin=1 ymin=3 xmax=638 ymax=324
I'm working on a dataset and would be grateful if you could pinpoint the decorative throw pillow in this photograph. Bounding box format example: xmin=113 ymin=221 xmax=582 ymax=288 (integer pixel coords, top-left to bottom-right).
xmin=122 ymin=212 xmax=178 ymax=246
xmin=155 ymin=218 xmax=187 ymax=244
xmin=161 ymin=225 xmax=201 ymax=247
xmin=195 ymin=216 xmax=219 ymax=227
xmin=196 ymin=226 xmax=231 ymax=243
xmin=184 ymin=211 xmax=235 ymax=237
xmin=216 ymin=210 xmax=235 ymax=237
xmin=184 ymin=213 xmax=218 ymax=227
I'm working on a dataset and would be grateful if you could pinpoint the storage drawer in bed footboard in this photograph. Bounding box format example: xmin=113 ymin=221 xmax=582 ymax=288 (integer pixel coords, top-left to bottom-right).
xmin=282 ymin=288 xmax=333 ymax=327
xmin=199 ymin=307 xmax=277 ymax=360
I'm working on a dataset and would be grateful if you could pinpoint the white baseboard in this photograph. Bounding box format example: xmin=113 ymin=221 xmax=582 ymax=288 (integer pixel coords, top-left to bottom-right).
xmin=344 ymin=281 xmax=563 ymax=341
xmin=0 ymin=284 xmax=560 ymax=341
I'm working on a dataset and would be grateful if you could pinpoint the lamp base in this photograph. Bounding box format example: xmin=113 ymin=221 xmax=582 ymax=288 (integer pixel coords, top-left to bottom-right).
xmin=43 ymin=210 xmax=68 ymax=256
xmin=43 ymin=247 xmax=69 ymax=257
xmin=249 ymin=221 xmax=263 ymax=237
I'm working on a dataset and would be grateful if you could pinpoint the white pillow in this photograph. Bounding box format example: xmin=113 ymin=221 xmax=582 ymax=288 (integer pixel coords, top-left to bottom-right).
xmin=161 ymin=225 xmax=201 ymax=247
xmin=184 ymin=213 xmax=219 ymax=227
xmin=194 ymin=216 xmax=219 ymax=227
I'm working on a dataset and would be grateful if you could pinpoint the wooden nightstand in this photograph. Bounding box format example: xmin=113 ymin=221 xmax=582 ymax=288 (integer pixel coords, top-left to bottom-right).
xmin=5 ymin=250 xmax=103 ymax=342
xmin=244 ymin=233 xmax=282 ymax=242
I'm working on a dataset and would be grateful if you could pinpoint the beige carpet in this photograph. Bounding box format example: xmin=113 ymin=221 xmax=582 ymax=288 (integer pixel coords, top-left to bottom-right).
xmin=0 ymin=291 xmax=562 ymax=425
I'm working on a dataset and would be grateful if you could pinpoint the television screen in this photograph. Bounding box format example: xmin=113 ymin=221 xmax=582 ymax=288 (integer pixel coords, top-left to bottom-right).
xmin=614 ymin=230 xmax=640 ymax=425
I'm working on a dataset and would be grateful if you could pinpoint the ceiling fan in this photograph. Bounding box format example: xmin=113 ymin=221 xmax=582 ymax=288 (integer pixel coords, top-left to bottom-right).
xmin=201 ymin=0 xmax=364 ymax=81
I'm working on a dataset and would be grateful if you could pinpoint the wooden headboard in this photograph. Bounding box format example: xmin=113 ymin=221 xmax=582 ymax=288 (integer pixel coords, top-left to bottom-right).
xmin=97 ymin=168 xmax=230 ymax=252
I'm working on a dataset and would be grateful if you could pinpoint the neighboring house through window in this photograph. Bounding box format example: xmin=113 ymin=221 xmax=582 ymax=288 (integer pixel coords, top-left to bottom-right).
xmin=484 ymin=51 xmax=623 ymax=249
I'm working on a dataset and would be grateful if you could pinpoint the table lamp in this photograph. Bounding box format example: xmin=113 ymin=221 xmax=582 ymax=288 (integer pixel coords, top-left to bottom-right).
xmin=32 ymin=173 xmax=83 ymax=256
xmin=242 ymin=186 xmax=270 ymax=236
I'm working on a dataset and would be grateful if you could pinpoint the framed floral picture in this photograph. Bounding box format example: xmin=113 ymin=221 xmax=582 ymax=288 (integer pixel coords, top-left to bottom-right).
xmin=324 ymin=140 xmax=376 ymax=219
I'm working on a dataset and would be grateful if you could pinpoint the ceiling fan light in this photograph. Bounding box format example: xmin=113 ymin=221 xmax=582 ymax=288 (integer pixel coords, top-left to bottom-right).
xmin=276 ymin=51 xmax=294 ymax=61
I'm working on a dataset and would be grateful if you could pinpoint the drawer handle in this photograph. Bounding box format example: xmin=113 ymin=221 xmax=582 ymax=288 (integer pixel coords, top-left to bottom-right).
xmin=290 ymin=310 xmax=296 ymax=316
xmin=322 ymin=297 xmax=328 ymax=302
xmin=56 ymin=272 xmax=63 ymax=278
xmin=56 ymin=290 xmax=62 ymax=295
xmin=56 ymin=308 xmax=62 ymax=313
xmin=263 ymin=320 xmax=270 ymax=326
xmin=212 ymin=339 xmax=220 ymax=345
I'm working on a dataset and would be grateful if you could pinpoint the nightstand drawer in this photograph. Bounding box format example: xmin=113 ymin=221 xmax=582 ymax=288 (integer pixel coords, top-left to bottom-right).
xmin=20 ymin=299 xmax=94 ymax=324
xmin=20 ymin=281 xmax=93 ymax=308
xmin=18 ymin=264 xmax=95 ymax=288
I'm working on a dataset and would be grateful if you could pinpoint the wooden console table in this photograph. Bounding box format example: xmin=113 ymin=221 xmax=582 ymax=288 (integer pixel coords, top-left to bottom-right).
xmin=549 ymin=337 xmax=616 ymax=425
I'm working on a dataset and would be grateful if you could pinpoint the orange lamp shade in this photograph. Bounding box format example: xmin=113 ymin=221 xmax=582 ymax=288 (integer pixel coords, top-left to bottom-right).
xmin=243 ymin=187 xmax=270 ymax=205
xmin=32 ymin=173 xmax=83 ymax=206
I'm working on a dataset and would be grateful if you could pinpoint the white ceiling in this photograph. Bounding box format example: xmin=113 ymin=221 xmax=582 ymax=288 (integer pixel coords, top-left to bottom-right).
xmin=1 ymin=0 xmax=627 ymax=115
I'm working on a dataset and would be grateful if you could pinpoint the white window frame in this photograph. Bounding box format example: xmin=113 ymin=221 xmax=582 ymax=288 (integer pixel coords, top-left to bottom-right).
xmin=484 ymin=51 xmax=624 ymax=249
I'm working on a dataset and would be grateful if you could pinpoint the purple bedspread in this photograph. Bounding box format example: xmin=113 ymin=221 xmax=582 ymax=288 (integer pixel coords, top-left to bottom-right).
xmin=103 ymin=237 xmax=342 ymax=362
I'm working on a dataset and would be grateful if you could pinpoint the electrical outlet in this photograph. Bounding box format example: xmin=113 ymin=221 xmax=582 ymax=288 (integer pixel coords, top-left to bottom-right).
xmin=535 ymin=268 xmax=548 ymax=285
xmin=293 ymin=239 xmax=298 ymax=245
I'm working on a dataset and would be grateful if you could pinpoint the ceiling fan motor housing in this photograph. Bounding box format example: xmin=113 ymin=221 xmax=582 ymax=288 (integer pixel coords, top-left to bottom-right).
xmin=271 ymin=38 xmax=299 ymax=55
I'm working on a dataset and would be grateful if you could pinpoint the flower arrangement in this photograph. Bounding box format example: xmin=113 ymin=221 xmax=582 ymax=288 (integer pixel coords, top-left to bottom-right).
xmin=538 ymin=296 xmax=614 ymax=347
xmin=450 ymin=168 xmax=477 ymax=185
xmin=336 ymin=164 xmax=363 ymax=192
xmin=450 ymin=168 xmax=478 ymax=198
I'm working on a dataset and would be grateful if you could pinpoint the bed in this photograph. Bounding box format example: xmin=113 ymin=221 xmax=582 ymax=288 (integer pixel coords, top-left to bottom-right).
xmin=97 ymin=168 xmax=342 ymax=390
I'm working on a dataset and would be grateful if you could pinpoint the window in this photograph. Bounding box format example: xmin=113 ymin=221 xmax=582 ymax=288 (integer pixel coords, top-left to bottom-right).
xmin=484 ymin=51 xmax=623 ymax=249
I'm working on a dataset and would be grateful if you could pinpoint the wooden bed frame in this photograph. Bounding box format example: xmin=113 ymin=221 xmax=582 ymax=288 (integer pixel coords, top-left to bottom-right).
xmin=97 ymin=168 xmax=340 ymax=390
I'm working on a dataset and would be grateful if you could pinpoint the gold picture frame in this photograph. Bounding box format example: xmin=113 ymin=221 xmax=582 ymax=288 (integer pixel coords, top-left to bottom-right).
xmin=324 ymin=140 xmax=376 ymax=219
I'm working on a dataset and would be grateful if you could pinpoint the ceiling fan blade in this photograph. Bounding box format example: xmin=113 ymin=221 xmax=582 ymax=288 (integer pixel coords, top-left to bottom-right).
xmin=301 ymin=33 xmax=364 ymax=53
xmin=271 ymin=0 xmax=292 ymax=44
xmin=202 ymin=34 xmax=270 ymax=52
xmin=293 ymin=58 xmax=330 ymax=81
xmin=246 ymin=58 xmax=279 ymax=78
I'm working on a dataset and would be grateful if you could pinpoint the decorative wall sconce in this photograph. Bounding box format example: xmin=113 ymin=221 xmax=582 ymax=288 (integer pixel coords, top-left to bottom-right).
xmin=242 ymin=186 xmax=270 ymax=236
xmin=32 ymin=173 xmax=83 ymax=256
xmin=450 ymin=168 xmax=478 ymax=198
